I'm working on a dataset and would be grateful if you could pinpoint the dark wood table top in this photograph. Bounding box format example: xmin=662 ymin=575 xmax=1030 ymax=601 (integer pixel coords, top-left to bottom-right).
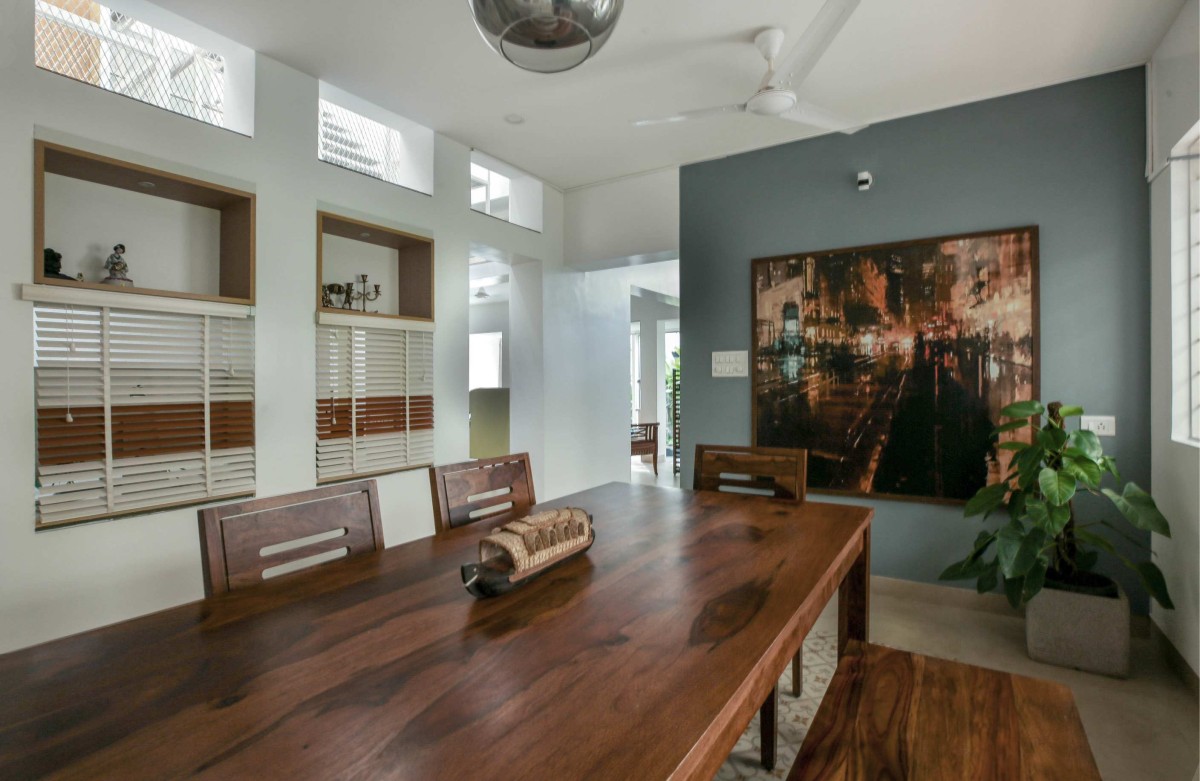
xmin=0 ymin=482 xmax=872 ymax=781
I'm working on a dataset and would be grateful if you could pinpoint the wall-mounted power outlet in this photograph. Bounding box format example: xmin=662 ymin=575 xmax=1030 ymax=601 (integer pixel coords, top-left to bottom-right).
xmin=1080 ymin=415 xmax=1116 ymax=437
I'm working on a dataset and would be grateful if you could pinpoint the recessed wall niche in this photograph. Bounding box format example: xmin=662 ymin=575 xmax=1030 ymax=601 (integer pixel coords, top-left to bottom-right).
xmin=317 ymin=212 xmax=434 ymax=321
xmin=34 ymin=141 xmax=255 ymax=305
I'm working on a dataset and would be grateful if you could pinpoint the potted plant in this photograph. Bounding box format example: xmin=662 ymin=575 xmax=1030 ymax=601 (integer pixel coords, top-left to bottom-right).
xmin=941 ymin=400 xmax=1173 ymax=676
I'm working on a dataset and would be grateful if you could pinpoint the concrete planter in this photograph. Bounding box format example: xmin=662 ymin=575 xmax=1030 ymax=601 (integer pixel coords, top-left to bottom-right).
xmin=1026 ymin=583 xmax=1130 ymax=677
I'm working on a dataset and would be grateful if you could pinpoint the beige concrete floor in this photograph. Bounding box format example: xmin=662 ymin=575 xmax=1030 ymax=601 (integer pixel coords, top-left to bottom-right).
xmin=815 ymin=577 xmax=1199 ymax=781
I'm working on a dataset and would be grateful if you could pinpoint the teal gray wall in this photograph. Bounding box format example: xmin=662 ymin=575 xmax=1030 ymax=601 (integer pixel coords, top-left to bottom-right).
xmin=679 ymin=68 xmax=1154 ymax=611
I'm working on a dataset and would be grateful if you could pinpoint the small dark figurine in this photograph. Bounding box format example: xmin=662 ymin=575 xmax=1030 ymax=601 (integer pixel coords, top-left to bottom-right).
xmin=321 ymin=284 xmax=335 ymax=309
xmin=102 ymin=244 xmax=133 ymax=287
xmin=43 ymin=248 xmax=78 ymax=281
xmin=342 ymin=280 xmax=355 ymax=309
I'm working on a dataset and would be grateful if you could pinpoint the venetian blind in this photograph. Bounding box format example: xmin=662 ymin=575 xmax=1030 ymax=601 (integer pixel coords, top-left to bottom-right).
xmin=315 ymin=324 xmax=434 ymax=482
xmin=34 ymin=303 xmax=255 ymax=527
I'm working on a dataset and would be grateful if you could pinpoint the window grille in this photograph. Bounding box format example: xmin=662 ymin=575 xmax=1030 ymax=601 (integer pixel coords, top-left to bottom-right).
xmin=319 ymin=100 xmax=413 ymax=189
xmin=34 ymin=302 xmax=255 ymax=527
xmin=316 ymin=324 xmax=434 ymax=482
xmin=34 ymin=0 xmax=228 ymax=129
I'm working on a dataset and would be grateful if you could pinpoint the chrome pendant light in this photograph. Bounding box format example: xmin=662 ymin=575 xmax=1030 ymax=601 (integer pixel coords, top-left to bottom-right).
xmin=468 ymin=0 xmax=624 ymax=73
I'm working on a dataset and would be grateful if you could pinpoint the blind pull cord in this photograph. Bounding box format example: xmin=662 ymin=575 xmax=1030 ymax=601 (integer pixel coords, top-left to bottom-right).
xmin=65 ymin=305 xmax=75 ymax=424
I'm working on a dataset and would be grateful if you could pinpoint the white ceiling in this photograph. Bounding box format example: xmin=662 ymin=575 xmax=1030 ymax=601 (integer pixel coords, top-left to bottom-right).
xmin=154 ymin=0 xmax=1186 ymax=190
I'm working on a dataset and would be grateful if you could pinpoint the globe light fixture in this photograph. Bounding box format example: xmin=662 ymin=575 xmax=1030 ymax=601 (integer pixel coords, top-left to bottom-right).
xmin=468 ymin=0 xmax=624 ymax=73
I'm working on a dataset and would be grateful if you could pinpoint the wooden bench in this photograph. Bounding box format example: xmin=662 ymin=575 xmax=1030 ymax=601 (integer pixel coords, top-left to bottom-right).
xmin=789 ymin=642 xmax=1101 ymax=780
xmin=631 ymin=422 xmax=659 ymax=475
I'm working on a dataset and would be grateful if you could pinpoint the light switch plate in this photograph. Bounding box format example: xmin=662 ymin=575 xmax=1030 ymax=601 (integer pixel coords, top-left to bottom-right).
xmin=711 ymin=350 xmax=748 ymax=378
xmin=1080 ymin=415 xmax=1116 ymax=437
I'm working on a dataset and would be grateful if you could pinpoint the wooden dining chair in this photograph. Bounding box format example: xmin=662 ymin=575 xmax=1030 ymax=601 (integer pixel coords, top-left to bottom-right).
xmin=197 ymin=480 xmax=384 ymax=597
xmin=693 ymin=443 xmax=808 ymax=770
xmin=428 ymin=452 xmax=536 ymax=533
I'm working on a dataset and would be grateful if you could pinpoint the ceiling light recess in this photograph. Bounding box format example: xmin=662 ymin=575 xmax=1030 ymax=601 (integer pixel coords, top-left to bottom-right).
xmin=468 ymin=0 xmax=624 ymax=73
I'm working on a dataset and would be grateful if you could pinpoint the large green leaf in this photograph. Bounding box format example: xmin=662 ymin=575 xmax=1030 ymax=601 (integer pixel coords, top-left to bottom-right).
xmin=977 ymin=561 xmax=999 ymax=594
xmin=939 ymin=555 xmax=990 ymax=581
xmin=1001 ymin=400 xmax=1045 ymax=419
xmin=1068 ymin=429 xmax=1103 ymax=460
xmin=997 ymin=441 xmax=1030 ymax=452
xmin=993 ymin=419 xmax=1031 ymax=436
xmin=939 ymin=531 xmax=997 ymax=581
xmin=1037 ymin=427 xmax=1068 ymax=452
xmin=1101 ymin=456 xmax=1121 ymax=483
xmin=1027 ymin=498 xmax=1071 ymax=537
xmin=1057 ymin=405 xmax=1084 ymax=418
xmin=1025 ymin=497 xmax=1051 ymax=531
xmin=1062 ymin=456 xmax=1102 ymax=488
xmin=1003 ymin=576 xmax=1025 ymax=609
xmin=1007 ymin=492 xmax=1026 ymax=523
xmin=995 ymin=522 xmax=1026 ymax=578
xmin=1047 ymin=503 xmax=1072 ymax=536
xmin=964 ymin=481 xmax=1008 ymax=518
xmin=1016 ymin=446 xmax=1046 ymax=490
xmin=1121 ymin=483 xmax=1171 ymax=537
xmin=1135 ymin=561 xmax=1175 ymax=610
xmin=1102 ymin=484 xmax=1171 ymax=537
xmin=1021 ymin=558 xmax=1049 ymax=603
xmin=1039 ymin=467 xmax=1077 ymax=506
xmin=1003 ymin=527 xmax=1047 ymax=579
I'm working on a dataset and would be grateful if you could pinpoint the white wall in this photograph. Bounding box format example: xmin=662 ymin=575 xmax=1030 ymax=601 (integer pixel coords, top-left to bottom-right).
xmin=0 ymin=0 xmax=563 ymax=653
xmin=469 ymin=300 xmax=511 ymax=389
xmin=564 ymin=168 xmax=679 ymax=270
xmin=1148 ymin=0 xmax=1200 ymax=676
xmin=321 ymin=235 xmax=400 ymax=316
xmin=540 ymin=261 xmax=679 ymax=497
xmin=44 ymin=174 xmax=221 ymax=293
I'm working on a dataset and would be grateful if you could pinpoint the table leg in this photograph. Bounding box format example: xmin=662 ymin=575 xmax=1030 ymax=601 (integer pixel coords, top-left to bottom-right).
xmin=759 ymin=683 xmax=777 ymax=771
xmin=791 ymin=650 xmax=803 ymax=697
xmin=838 ymin=527 xmax=870 ymax=658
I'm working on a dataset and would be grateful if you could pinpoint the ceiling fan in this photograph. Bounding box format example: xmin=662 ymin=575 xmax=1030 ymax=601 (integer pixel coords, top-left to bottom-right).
xmin=634 ymin=0 xmax=866 ymax=134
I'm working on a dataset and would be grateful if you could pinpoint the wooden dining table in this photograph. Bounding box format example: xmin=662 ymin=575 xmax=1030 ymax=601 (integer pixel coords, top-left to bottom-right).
xmin=0 ymin=482 xmax=872 ymax=781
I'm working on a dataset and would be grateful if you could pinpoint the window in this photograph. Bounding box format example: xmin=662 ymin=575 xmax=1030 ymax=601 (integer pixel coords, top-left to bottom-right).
xmin=318 ymin=82 xmax=435 ymax=194
xmin=315 ymin=324 xmax=434 ymax=482
xmin=1180 ymin=132 xmax=1200 ymax=442
xmin=33 ymin=302 xmax=255 ymax=528
xmin=34 ymin=0 xmax=254 ymax=135
xmin=469 ymin=332 xmax=503 ymax=390
xmin=470 ymin=150 xmax=544 ymax=232
xmin=471 ymin=163 xmax=511 ymax=221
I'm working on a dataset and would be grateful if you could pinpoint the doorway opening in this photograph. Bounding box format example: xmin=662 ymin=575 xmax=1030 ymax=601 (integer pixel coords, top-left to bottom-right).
xmin=469 ymin=255 xmax=511 ymax=458
xmin=630 ymin=283 xmax=680 ymax=487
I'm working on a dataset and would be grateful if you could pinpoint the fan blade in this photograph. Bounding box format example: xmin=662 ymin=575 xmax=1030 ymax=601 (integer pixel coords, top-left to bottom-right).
xmin=633 ymin=104 xmax=746 ymax=127
xmin=780 ymin=100 xmax=867 ymax=134
xmin=769 ymin=0 xmax=861 ymax=89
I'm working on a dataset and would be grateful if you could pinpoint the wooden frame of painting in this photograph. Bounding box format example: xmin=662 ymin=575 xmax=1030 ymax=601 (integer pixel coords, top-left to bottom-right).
xmin=751 ymin=225 xmax=1040 ymax=504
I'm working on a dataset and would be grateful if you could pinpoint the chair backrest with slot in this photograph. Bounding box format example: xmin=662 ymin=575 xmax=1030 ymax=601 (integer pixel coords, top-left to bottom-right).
xmin=693 ymin=444 xmax=807 ymax=502
xmin=198 ymin=480 xmax=384 ymax=596
xmin=428 ymin=452 xmax=536 ymax=533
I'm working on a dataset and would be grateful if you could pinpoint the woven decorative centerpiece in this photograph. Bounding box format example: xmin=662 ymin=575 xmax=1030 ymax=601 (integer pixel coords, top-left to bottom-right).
xmin=462 ymin=507 xmax=594 ymax=598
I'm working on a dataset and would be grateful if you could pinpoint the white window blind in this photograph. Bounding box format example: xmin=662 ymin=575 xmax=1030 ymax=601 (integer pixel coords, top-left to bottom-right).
xmin=316 ymin=324 xmax=434 ymax=482
xmin=34 ymin=302 xmax=254 ymax=527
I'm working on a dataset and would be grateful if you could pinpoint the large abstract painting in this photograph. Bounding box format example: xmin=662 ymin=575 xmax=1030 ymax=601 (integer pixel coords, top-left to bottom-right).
xmin=751 ymin=227 xmax=1039 ymax=503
